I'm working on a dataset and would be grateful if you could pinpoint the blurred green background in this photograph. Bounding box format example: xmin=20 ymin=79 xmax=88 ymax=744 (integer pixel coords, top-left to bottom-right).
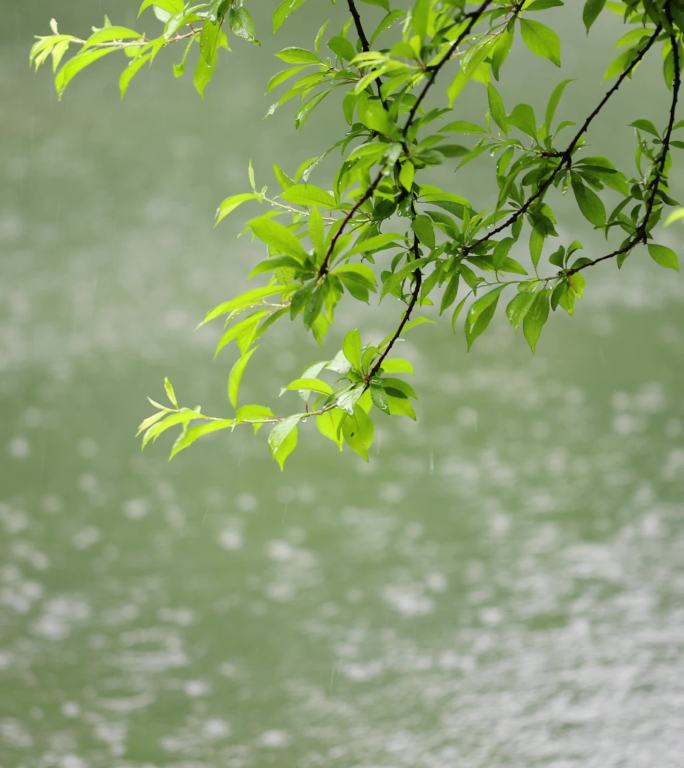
xmin=1 ymin=3 xmax=683 ymax=767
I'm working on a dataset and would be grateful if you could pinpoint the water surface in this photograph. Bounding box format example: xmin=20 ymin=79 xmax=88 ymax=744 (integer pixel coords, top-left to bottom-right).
xmin=2 ymin=3 xmax=683 ymax=767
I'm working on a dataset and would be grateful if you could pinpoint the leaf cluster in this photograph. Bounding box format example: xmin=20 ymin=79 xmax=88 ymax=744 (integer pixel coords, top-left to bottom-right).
xmin=33 ymin=0 xmax=683 ymax=468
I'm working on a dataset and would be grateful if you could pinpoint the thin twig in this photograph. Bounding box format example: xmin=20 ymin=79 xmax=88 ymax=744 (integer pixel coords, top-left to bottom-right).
xmin=317 ymin=172 xmax=383 ymax=277
xmin=366 ymin=234 xmax=422 ymax=382
xmin=347 ymin=0 xmax=388 ymax=107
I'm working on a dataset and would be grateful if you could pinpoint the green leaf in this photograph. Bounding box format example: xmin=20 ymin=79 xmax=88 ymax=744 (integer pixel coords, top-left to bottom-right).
xmin=487 ymin=84 xmax=508 ymax=131
xmin=529 ymin=227 xmax=545 ymax=270
xmin=194 ymin=20 xmax=222 ymax=97
xmin=342 ymin=406 xmax=374 ymax=461
xmin=519 ymin=18 xmax=561 ymax=67
xmin=380 ymin=358 xmax=414 ymax=375
xmin=543 ymin=79 xmax=572 ymax=137
xmin=582 ymin=0 xmax=607 ymax=32
xmin=249 ymin=217 xmax=308 ymax=260
xmin=309 ymin=206 xmax=325 ymax=253
xmin=465 ymin=286 xmax=504 ymax=350
xmin=215 ymin=310 xmax=268 ymax=357
xmin=281 ymin=184 xmax=336 ymax=209
xmin=648 ymin=244 xmax=679 ymax=271
xmin=201 ymin=283 xmax=288 ymax=326
xmin=273 ymin=0 xmax=308 ymax=32
xmin=630 ymin=118 xmax=659 ymax=137
xmin=332 ymin=263 xmax=377 ymax=289
xmin=119 ymin=52 xmax=152 ymax=98
xmin=276 ymin=47 xmax=320 ymax=65
xmin=506 ymin=291 xmax=536 ymax=329
xmin=358 ymin=99 xmax=393 ymax=136
xmin=141 ymin=409 xmax=198 ymax=449
xmin=343 ymin=329 xmax=362 ymax=369
xmin=83 ymin=26 xmax=142 ymax=50
xmin=412 ymin=214 xmax=435 ymax=249
xmin=328 ymin=35 xmax=356 ymax=62
xmin=164 ymin=377 xmax=178 ymax=407
xmin=229 ymin=7 xmax=258 ymax=44
xmin=571 ymin=178 xmax=606 ymax=227
xmin=665 ymin=208 xmax=684 ymax=226
xmin=236 ymin=404 xmax=275 ymax=433
xmin=228 ymin=347 xmax=258 ymax=408
xmin=284 ymin=378 xmax=334 ymax=395
xmin=317 ymin=407 xmax=345 ymax=448
xmin=508 ymin=103 xmax=537 ymax=139
xmin=55 ymin=47 xmax=116 ymax=97
xmin=138 ymin=0 xmax=183 ymax=17
xmin=170 ymin=419 xmax=235 ymax=459
xmin=523 ymin=289 xmax=550 ymax=352
xmin=268 ymin=415 xmax=300 ymax=470
xmin=347 ymin=233 xmax=403 ymax=256
xmin=399 ymin=161 xmax=415 ymax=191
xmin=216 ymin=193 xmax=260 ymax=225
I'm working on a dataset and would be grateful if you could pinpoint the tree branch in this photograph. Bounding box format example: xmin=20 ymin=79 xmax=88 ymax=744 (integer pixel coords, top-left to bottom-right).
xmin=366 ymin=235 xmax=422 ymax=383
xmin=469 ymin=22 xmax=663 ymax=251
xmin=567 ymin=11 xmax=680 ymax=277
xmin=347 ymin=0 xmax=388 ymax=107
xmin=347 ymin=0 xmax=372 ymax=52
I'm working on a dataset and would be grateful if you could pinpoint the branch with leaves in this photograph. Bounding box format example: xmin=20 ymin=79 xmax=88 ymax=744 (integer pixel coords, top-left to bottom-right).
xmin=32 ymin=0 xmax=683 ymax=468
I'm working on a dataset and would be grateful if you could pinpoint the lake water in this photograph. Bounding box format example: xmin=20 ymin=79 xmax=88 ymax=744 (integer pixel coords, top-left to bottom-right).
xmin=2 ymin=3 xmax=683 ymax=767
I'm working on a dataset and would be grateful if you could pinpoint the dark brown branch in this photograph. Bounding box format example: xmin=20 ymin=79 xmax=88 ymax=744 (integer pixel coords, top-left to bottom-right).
xmin=321 ymin=1 xmax=498 ymax=282
xmin=366 ymin=235 xmax=422 ymax=383
xmin=347 ymin=0 xmax=388 ymax=108
xmin=470 ymin=22 xmax=663 ymax=251
xmin=317 ymin=172 xmax=382 ymax=277
xmin=347 ymin=0 xmax=371 ymax=52
xmin=365 ymin=1 xmax=498 ymax=374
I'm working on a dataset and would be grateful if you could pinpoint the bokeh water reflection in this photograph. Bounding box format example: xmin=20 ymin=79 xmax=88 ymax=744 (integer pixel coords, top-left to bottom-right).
xmin=2 ymin=3 xmax=683 ymax=767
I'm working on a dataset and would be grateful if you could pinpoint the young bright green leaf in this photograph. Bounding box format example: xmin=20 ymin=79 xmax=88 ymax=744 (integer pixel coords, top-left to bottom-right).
xmin=249 ymin=217 xmax=309 ymax=260
xmin=281 ymin=184 xmax=336 ymax=209
xmin=358 ymin=99 xmax=392 ymax=136
xmin=236 ymin=404 xmax=275 ymax=433
xmin=228 ymin=347 xmax=258 ymax=409
xmin=273 ymin=0 xmax=308 ymax=32
xmin=342 ymin=329 xmax=362 ymax=370
xmin=268 ymin=415 xmax=300 ymax=470
xmin=399 ymin=161 xmax=415 ymax=191
xmin=276 ymin=47 xmax=320 ymax=65
xmin=341 ymin=406 xmax=374 ymax=460
xmin=665 ymin=208 xmax=684 ymax=226
xmin=169 ymin=419 xmax=236 ymax=459
xmin=216 ymin=193 xmax=261 ymax=225
xmin=317 ymin=407 xmax=345 ymax=449
xmin=164 ymin=377 xmax=178 ymax=408
xmin=380 ymin=358 xmax=414 ymax=375
xmin=55 ymin=48 xmax=116 ymax=97
xmin=284 ymin=378 xmax=334 ymax=396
